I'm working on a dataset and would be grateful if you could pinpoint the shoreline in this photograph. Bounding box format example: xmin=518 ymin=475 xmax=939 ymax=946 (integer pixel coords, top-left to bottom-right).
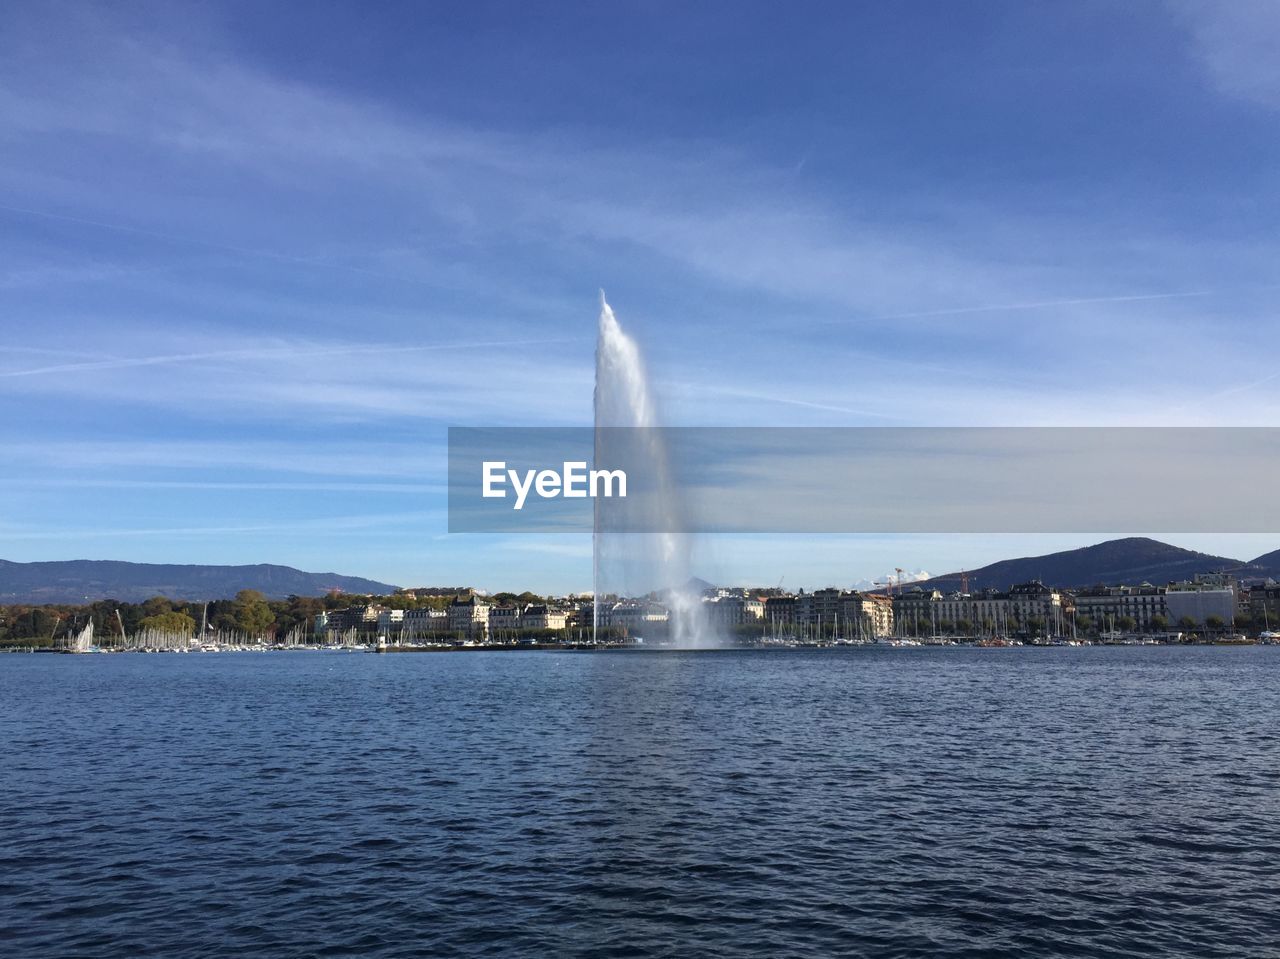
xmin=4 ymin=640 xmax=1274 ymax=655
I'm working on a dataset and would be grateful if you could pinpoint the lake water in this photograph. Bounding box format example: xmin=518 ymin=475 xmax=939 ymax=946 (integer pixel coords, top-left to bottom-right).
xmin=2 ymin=647 xmax=1279 ymax=957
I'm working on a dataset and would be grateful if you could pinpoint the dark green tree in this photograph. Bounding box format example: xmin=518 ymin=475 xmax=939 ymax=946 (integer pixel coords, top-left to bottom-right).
xmin=140 ymin=611 xmax=196 ymax=634
xmin=233 ymin=590 xmax=275 ymax=636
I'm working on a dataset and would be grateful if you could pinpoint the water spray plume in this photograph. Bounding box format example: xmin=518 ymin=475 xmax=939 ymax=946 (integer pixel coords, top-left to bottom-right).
xmin=594 ymin=295 xmax=719 ymax=648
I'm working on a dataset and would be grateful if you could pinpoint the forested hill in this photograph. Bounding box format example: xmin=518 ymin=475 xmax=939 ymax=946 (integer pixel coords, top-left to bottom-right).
xmin=0 ymin=559 xmax=397 ymax=603
xmin=915 ymin=538 xmax=1248 ymax=593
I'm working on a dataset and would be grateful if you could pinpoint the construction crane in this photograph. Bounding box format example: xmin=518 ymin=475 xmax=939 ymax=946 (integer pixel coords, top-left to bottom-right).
xmin=873 ymin=569 xmax=906 ymax=596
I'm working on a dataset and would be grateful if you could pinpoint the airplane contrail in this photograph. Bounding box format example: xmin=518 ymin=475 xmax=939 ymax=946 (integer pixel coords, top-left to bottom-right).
xmin=0 ymin=337 xmax=587 ymax=379
xmin=866 ymin=288 xmax=1227 ymax=321
xmin=0 ymin=201 xmax=328 ymax=269
xmin=0 ymin=201 xmax=501 ymax=287
xmin=688 ymin=383 xmax=905 ymax=420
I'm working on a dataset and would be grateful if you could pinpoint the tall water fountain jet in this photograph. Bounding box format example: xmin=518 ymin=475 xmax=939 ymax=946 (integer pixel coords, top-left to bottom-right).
xmin=594 ymin=294 xmax=719 ymax=647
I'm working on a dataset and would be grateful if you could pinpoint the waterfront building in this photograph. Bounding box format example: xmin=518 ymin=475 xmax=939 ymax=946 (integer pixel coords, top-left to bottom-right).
xmin=899 ymin=582 xmax=1062 ymax=636
xmin=799 ymin=588 xmax=844 ymax=629
xmin=404 ymin=607 xmax=448 ymax=638
xmin=933 ymin=591 xmax=998 ymax=633
xmin=752 ymin=587 xmax=790 ymax=599
xmin=522 ymin=604 xmax=568 ymax=631
xmin=963 ymin=589 xmax=1021 ymax=633
xmin=448 ymin=595 xmax=490 ymax=639
xmin=704 ymin=595 xmax=765 ymax=627
xmin=376 ymin=608 xmax=405 ymax=633
xmin=488 ymin=604 xmax=520 ymax=635
xmin=763 ymin=595 xmax=797 ymax=629
xmin=1007 ymin=581 xmax=1063 ymax=628
xmin=314 ymin=607 xmax=372 ymax=638
xmin=759 ymin=589 xmax=892 ymax=637
xmin=1232 ymin=587 xmax=1252 ymax=621
xmin=839 ymin=591 xmax=894 ymax=637
xmin=1249 ymin=584 xmax=1280 ymax=628
xmin=974 ymin=591 xmax=1011 ymax=631
xmin=1165 ymin=582 xmax=1236 ymax=627
xmin=1072 ymin=584 xmax=1169 ymax=629
xmin=605 ymin=602 xmax=669 ymax=633
xmin=568 ymin=602 xmax=593 ymax=630
xmin=894 ymin=587 xmax=942 ymax=636
xmin=1188 ymin=572 xmax=1235 ymax=589
xmin=860 ymin=593 xmax=895 ymax=636
xmin=396 ymin=586 xmax=474 ymax=599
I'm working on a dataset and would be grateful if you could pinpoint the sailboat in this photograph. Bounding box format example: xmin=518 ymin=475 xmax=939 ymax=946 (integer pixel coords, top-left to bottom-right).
xmin=1260 ymin=604 xmax=1279 ymax=644
xmin=56 ymin=618 xmax=95 ymax=653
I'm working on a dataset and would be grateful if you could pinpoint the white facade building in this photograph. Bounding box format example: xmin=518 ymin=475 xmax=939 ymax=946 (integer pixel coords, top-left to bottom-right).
xmin=1165 ymin=585 xmax=1235 ymax=627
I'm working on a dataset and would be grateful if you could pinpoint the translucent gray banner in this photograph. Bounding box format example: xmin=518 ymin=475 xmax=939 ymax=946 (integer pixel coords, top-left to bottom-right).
xmin=448 ymin=427 xmax=1280 ymax=533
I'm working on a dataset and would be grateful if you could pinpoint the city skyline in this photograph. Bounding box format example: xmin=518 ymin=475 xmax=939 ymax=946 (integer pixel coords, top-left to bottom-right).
xmin=4 ymin=2 xmax=1280 ymax=592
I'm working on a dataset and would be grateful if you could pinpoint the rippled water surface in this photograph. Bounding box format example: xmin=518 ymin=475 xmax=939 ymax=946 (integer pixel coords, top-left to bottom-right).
xmin=3 ymin=647 xmax=1280 ymax=957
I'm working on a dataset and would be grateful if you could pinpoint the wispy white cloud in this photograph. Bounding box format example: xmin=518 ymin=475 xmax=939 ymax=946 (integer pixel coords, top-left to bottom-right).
xmin=0 ymin=336 xmax=585 ymax=379
xmin=0 ymin=509 xmax=444 ymax=539
xmin=2 ymin=3 xmax=1277 ymax=586
xmin=0 ymin=477 xmax=444 ymax=493
xmin=0 ymin=319 xmax=594 ymax=424
xmin=861 ymin=288 xmax=1222 ymax=322
xmin=3 ymin=3 xmax=1262 ymax=342
xmin=1174 ymin=0 xmax=1280 ymax=108
xmin=0 ymin=438 xmax=447 ymax=478
xmin=502 ymin=539 xmax=594 ymax=559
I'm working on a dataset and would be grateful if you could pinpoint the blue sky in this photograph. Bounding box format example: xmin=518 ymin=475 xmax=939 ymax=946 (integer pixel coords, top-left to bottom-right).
xmin=2 ymin=0 xmax=1279 ymax=594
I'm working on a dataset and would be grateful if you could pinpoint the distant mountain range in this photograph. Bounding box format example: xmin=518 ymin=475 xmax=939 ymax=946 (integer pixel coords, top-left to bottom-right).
xmin=4 ymin=538 xmax=1278 ymax=605
xmin=0 ymin=560 xmax=398 ymax=604
xmin=914 ymin=537 xmax=1278 ymax=593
